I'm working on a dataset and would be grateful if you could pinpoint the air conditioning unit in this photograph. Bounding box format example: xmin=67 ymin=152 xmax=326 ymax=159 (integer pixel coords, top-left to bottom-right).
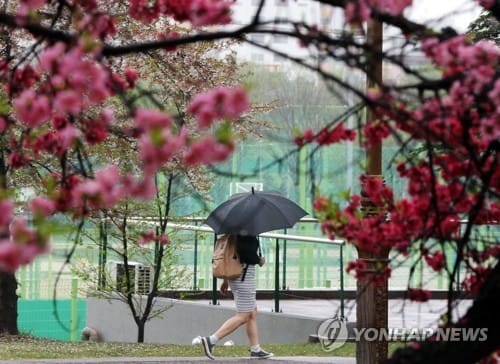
xmin=108 ymin=261 xmax=153 ymax=295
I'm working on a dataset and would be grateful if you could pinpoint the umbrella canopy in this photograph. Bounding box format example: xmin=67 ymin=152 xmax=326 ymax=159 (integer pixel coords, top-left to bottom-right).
xmin=205 ymin=188 xmax=308 ymax=236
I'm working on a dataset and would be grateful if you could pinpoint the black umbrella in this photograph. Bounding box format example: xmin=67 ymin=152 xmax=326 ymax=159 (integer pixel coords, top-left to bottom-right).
xmin=205 ymin=188 xmax=308 ymax=236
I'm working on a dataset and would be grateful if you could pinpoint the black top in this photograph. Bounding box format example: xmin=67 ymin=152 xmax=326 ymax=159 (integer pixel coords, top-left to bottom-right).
xmin=236 ymin=235 xmax=261 ymax=265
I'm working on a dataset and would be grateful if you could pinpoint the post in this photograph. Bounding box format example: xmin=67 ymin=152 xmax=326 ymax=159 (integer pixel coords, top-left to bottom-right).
xmin=98 ymin=218 xmax=108 ymax=290
xmin=356 ymin=18 xmax=389 ymax=364
xmin=70 ymin=277 xmax=78 ymax=342
xmin=340 ymin=243 xmax=345 ymax=319
xmin=282 ymin=229 xmax=287 ymax=290
xmin=211 ymin=234 xmax=218 ymax=305
xmin=274 ymin=238 xmax=280 ymax=313
xmin=193 ymin=221 xmax=199 ymax=290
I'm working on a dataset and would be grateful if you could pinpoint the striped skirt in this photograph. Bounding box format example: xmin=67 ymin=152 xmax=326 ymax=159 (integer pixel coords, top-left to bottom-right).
xmin=228 ymin=264 xmax=256 ymax=313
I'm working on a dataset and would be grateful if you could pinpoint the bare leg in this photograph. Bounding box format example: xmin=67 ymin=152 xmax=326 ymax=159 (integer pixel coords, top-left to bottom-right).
xmin=214 ymin=312 xmax=251 ymax=340
xmin=246 ymin=307 xmax=259 ymax=346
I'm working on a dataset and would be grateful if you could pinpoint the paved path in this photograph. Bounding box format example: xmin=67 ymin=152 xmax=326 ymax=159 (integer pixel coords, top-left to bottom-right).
xmin=0 ymin=356 xmax=354 ymax=364
xmin=219 ymin=298 xmax=473 ymax=329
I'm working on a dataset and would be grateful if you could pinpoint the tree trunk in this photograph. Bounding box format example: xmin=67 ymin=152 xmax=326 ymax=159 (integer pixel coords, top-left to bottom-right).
xmin=0 ymin=271 xmax=18 ymax=335
xmin=137 ymin=320 xmax=145 ymax=343
xmin=386 ymin=263 xmax=500 ymax=364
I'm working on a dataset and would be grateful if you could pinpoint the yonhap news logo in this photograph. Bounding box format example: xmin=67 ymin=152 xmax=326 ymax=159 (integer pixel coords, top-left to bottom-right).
xmin=317 ymin=317 xmax=488 ymax=352
xmin=352 ymin=327 xmax=488 ymax=342
xmin=317 ymin=317 xmax=349 ymax=351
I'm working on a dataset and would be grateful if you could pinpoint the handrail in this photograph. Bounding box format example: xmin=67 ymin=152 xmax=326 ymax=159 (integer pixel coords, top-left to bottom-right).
xmin=165 ymin=222 xmax=345 ymax=246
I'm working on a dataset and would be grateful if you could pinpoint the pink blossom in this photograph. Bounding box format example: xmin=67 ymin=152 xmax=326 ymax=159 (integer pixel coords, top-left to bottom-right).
xmin=10 ymin=217 xmax=45 ymax=247
xmin=124 ymin=68 xmax=138 ymax=87
xmin=56 ymin=48 xmax=110 ymax=107
xmin=344 ymin=1 xmax=371 ymax=25
xmin=315 ymin=125 xmax=356 ymax=145
xmin=313 ymin=196 xmax=330 ymax=212
xmin=139 ymin=230 xmax=156 ymax=244
xmin=189 ymin=0 xmax=232 ymax=27
xmin=188 ymin=86 xmax=250 ymax=128
xmin=134 ymin=108 xmax=173 ymax=132
xmin=0 ymin=218 xmax=50 ymax=272
xmin=408 ymin=288 xmax=431 ymax=302
xmin=77 ymin=13 xmax=116 ymax=40
xmin=139 ymin=126 xmax=188 ymax=175
xmin=346 ymin=259 xmax=368 ymax=280
xmin=20 ymin=0 xmax=46 ymax=9
xmin=159 ymin=233 xmax=169 ymax=245
xmin=129 ymin=0 xmax=160 ymax=23
xmin=17 ymin=0 xmax=46 ymax=17
xmin=0 ymin=117 xmax=7 ymax=132
xmin=29 ymin=197 xmax=57 ymax=218
xmin=183 ymin=136 xmax=234 ymax=166
xmin=138 ymin=231 xmax=169 ymax=245
xmin=122 ymin=174 xmax=157 ymax=200
xmin=478 ymin=0 xmax=495 ymax=9
xmin=158 ymin=30 xmax=181 ymax=52
xmin=164 ymin=0 xmax=192 ymax=22
xmin=0 ymin=199 xmax=15 ymax=232
xmin=8 ymin=151 xmax=31 ymax=169
xmin=374 ymin=0 xmax=412 ymax=16
xmin=424 ymin=251 xmax=446 ymax=272
xmin=83 ymin=112 xmax=111 ymax=145
xmin=54 ymin=90 xmax=82 ymax=115
xmin=39 ymin=42 xmax=66 ymax=73
xmin=13 ymin=89 xmax=51 ymax=128
xmin=58 ymin=125 xmax=80 ymax=152
xmin=72 ymin=166 xmax=124 ymax=210
xmin=0 ymin=240 xmax=26 ymax=272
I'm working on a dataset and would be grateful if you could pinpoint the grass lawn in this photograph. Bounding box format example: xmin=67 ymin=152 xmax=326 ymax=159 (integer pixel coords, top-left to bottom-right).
xmin=0 ymin=335 xmax=409 ymax=360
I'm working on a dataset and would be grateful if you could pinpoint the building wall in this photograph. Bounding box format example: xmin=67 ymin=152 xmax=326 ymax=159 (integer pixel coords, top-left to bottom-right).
xmin=231 ymin=0 xmax=344 ymax=65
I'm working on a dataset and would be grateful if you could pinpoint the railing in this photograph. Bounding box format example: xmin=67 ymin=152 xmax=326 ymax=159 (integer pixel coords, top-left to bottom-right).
xmin=166 ymin=221 xmax=346 ymax=316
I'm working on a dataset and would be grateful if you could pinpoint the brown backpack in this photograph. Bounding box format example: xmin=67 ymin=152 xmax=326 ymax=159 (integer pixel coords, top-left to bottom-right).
xmin=212 ymin=235 xmax=242 ymax=280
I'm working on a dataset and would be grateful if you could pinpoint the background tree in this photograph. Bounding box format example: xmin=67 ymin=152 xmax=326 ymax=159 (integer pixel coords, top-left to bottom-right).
xmin=468 ymin=10 xmax=500 ymax=43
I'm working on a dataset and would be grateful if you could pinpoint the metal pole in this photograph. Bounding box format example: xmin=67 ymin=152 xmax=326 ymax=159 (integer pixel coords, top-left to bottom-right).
xmin=340 ymin=244 xmax=345 ymax=319
xmin=282 ymin=229 xmax=287 ymax=290
xmin=193 ymin=221 xmax=199 ymax=290
xmin=70 ymin=277 xmax=78 ymax=342
xmin=211 ymin=234 xmax=218 ymax=305
xmin=274 ymin=238 xmax=280 ymax=313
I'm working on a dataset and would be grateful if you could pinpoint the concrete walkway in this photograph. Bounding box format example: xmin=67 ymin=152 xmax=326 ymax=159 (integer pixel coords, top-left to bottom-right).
xmin=219 ymin=298 xmax=473 ymax=329
xmin=0 ymin=356 xmax=354 ymax=364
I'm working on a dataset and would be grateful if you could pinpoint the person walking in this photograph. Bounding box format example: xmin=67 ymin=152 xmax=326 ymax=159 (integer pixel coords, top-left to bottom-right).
xmin=199 ymin=234 xmax=273 ymax=360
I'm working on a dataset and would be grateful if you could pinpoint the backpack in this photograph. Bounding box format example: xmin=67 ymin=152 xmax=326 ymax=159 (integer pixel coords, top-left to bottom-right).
xmin=212 ymin=235 xmax=242 ymax=280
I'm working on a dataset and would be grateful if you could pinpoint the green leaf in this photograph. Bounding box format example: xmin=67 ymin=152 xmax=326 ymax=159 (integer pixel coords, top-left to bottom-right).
xmin=215 ymin=122 xmax=232 ymax=144
xmin=0 ymin=95 xmax=12 ymax=115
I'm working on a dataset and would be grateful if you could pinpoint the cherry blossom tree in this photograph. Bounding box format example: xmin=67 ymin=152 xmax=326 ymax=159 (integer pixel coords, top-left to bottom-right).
xmin=0 ymin=0 xmax=498 ymax=362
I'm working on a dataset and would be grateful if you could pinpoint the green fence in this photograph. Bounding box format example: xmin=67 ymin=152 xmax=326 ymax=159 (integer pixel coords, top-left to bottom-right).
xmin=17 ymin=277 xmax=86 ymax=341
xmin=18 ymin=299 xmax=86 ymax=341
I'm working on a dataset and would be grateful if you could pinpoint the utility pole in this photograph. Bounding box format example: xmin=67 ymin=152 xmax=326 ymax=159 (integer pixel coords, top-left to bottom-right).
xmin=356 ymin=18 xmax=390 ymax=364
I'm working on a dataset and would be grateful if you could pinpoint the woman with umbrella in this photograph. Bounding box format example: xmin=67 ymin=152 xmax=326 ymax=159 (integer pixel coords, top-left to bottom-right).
xmin=199 ymin=188 xmax=307 ymax=360
xmin=199 ymin=234 xmax=273 ymax=360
